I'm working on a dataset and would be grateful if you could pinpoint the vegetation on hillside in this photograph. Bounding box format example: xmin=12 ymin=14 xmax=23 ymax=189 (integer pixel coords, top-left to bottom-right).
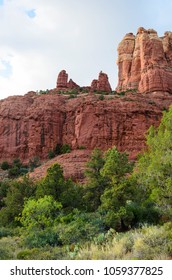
xmin=0 ymin=106 xmax=172 ymax=259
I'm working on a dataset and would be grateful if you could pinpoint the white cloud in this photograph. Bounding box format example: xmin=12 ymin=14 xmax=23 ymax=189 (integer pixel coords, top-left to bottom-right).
xmin=0 ymin=0 xmax=172 ymax=100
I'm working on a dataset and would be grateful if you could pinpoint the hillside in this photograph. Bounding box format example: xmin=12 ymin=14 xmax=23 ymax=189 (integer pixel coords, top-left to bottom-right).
xmin=0 ymin=27 xmax=172 ymax=261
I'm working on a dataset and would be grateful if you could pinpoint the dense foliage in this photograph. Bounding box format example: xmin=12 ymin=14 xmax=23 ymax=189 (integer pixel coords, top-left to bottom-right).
xmin=0 ymin=106 xmax=172 ymax=259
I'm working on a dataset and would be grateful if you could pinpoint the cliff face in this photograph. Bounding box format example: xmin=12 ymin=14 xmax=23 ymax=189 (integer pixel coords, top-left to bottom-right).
xmin=116 ymin=27 xmax=172 ymax=93
xmin=1 ymin=27 xmax=172 ymax=173
xmin=0 ymin=93 xmax=66 ymax=162
xmin=1 ymin=91 xmax=172 ymax=163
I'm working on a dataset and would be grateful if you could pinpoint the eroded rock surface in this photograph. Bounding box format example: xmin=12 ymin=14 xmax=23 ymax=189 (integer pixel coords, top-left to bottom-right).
xmin=91 ymin=71 xmax=112 ymax=92
xmin=1 ymin=92 xmax=172 ymax=164
xmin=116 ymin=27 xmax=172 ymax=93
xmin=1 ymin=28 xmax=172 ymax=182
xmin=56 ymin=70 xmax=80 ymax=91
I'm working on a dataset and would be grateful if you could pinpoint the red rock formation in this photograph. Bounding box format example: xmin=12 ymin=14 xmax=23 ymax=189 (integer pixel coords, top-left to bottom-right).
xmin=29 ymin=150 xmax=90 ymax=182
xmin=56 ymin=70 xmax=68 ymax=89
xmin=1 ymin=28 xmax=172 ymax=184
xmin=1 ymin=92 xmax=172 ymax=164
xmin=116 ymin=27 xmax=172 ymax=93
xmin=91 ymin=71 xmax=112 ymax=92
xmin=0 ymin=94 xmax=66 ymax=162
xmin=67 ymin=79 xmax=80 ymax=90
xmin=90 ymin=79 xmax=98 ymax=91
xmin=56 ymin=70 xmax=80 ymax=91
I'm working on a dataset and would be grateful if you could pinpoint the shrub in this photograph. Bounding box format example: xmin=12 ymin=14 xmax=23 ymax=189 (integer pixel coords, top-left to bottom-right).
xmin=132 ymin=225 xmax=170 ymax=259
xmin=0 ymin=227 xmax=14 ymax=238
xmin=60 ymin=144 xmax=71 ymax=154
xmin=68 ymin=94 xmax=77 ymax=99
xmin=57 ymin=212 xmax=105 ymax=245
xmin=17 ymin=246 xmax=67 ymax=260
xmin=0 ymin=247 xmax=13 ymax=260
xmin=38 ymin=89 xmax=49 ymax=95
xmin=75 ymin=224 xmax=172 ymax=260
xmin=1 ymin=161 xmax=10 ymax=170
xmin=48 ymin=150 xmax=55 ymax=159
xmin=7 ymin=158 xmax=29 ymax=178
xmin=0 ymin=236 xmax=21 ymax=260
xmin=48 ymin=143 xmax=71 ymax=158
xmin=78 ymin=146 xmax=86 ymax=150
xmin=99 ymin=94 xmax=104 ymax=100
xmin=8 ymin=165 xmax=20 ymax=178
xmin=23 ymin=228 xmax=60 ymax=248
xmin=17 ymin=248 xmax=40 ymax=260
xmin=29 ymin=156 xmax=40 ymax=172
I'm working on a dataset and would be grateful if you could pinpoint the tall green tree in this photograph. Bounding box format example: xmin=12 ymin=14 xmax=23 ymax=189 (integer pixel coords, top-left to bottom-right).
xmin=100 ymin=147 xmax=133 ymax=184
xmin=0 ymin=176 xmax=36 ymax=226
xmin=135 ymin=107 xmax=172 ymax=217
xmin=36 ymin=163 xmax=65 ymax=200
xmin=99 ymin=147 xmax=135 ymax=230
xmin=83 ymin=148 xmax=107 ymax=211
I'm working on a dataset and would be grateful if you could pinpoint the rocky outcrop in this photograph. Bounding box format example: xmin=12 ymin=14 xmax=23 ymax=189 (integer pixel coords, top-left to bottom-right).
xmin=56 ymin=70 xmax=79 ymax=91
xmin=91 ymin=71 xmax=112 ymax=92
xmin=1 ymin=27 xmax=172 ymax=183
xmin=116 ymin=27 xmax=172 ymax=93
xmin=0 ymin=92 xmax=172 ymax=164
xmin=0 ymin=94 xmax=66 ymax=162
xmin=67 ymin=79 xmax=80 ymax=90
xmin=29 ymin=150 xmax=90 ymax=182
xmin=56 ymin=70 xmax=68 ymax=89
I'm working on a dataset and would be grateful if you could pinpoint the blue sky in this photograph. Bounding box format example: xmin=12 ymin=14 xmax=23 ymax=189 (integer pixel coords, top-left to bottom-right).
xmin=0 ymin=0 xmax=172 ymax=99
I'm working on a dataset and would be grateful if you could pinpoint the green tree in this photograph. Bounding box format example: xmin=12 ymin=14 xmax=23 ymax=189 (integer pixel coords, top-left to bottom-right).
xmin=59 ymin=180 xmax=84 ymax=211
xmin=36 ymin=163 xmax=65 ymax=200
xmin=135 ymin=107 xmax=172 ymax=218
xmin=83 ymin=148 xmax=107 ymax=211
xmin=0 ymin=176 xmax=36 ymax=226
xmin=0 ymin=181 xmax=10 ymax=209
xmin=19 ymin=195 xmax=62 ymax=231
xmin=99 ymin=147 xmax=135 ymax=230
xmin=19 ymin=195 xmax=62 ymax=248
xmin=36 ymin=163 xmax=84 ymax=211
xmin=100 ymin=146 xmax=133 ymax=184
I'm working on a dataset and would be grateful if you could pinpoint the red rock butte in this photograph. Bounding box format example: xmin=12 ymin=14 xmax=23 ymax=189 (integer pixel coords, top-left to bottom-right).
xmin=116 ymin=27 xmax=172 ymax=93
xmin=1 ymin=27 xmax=172 ymax=181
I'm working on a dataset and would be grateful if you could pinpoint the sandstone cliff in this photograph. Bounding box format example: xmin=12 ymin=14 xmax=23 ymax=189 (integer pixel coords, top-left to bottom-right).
xmin=1 ymin=27 xmax=172 ymax=182
xmin=116 ymin=27 xmax=172 ymax=94
xmin=0 ymin=91 xmax=172 ymax=164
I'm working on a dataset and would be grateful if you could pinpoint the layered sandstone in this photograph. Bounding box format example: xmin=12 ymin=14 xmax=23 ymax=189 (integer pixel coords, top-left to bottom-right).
xmin=56 ymin=70 xmax=79 ymax=91
xmin=91 ymin=71 xmax=112 ymax=92
xmin=0 ymin=91 xmax=172 ymax=164
xmin=116 ymin=27 xmax=172 ymax=93
xmin=67 ymin=79 xmax=80 ymax=90
xmin=1 ymin=27 xmax=172 ymax=183
xmin=56 ymin=70 xmax=68 ymax=89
